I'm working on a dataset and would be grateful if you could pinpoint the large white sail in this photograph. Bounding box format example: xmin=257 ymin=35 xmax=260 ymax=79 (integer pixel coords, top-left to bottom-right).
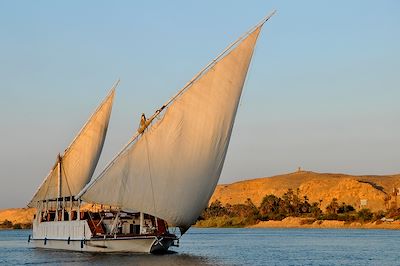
xmin=79 ymin=23 xmax=266 ymax=230
xmin=28 ymin=86 xmax=116 ymax=207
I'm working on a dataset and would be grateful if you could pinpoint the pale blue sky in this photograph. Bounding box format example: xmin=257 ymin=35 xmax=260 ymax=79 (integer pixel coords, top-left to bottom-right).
xmin=0 ymin=1 xmax=399 ymax=208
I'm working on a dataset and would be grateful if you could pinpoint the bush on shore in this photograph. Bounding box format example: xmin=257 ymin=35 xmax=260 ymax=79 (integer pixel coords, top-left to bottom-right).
xmin=0 ymin=219 xmax=32 ymax=229
xmin=196 ymin=189 xmax=400 ymax=227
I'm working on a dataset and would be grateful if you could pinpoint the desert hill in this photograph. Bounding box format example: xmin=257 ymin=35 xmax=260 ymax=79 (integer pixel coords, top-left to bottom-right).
xmin=210 ymin=171 xmax=400 ymax=212
xmin=0 ymin=208 xmax=35 ymax=225
xmin=1 ymin=171 xmax=400 ymax=224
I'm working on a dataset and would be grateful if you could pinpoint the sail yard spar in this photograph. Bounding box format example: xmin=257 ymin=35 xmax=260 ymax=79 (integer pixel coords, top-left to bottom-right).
xmin=77 ymin=11 xmax=275 ymax=233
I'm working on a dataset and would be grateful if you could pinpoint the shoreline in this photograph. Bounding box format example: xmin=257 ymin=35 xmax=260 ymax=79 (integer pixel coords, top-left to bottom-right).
xmin=246 ymin=217 xmax=400 ymax=230
xmin=194 ymin=217 xmax=400 ymax=230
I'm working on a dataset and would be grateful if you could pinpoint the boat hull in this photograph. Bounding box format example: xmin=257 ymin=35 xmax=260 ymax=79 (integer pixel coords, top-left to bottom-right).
xmin=29 ymin=236 xmax=175 ymax=253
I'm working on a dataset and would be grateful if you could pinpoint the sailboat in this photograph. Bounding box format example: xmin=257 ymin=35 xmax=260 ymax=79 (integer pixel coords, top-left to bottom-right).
xmin=28 ymin=11 xmax=275 ymax=253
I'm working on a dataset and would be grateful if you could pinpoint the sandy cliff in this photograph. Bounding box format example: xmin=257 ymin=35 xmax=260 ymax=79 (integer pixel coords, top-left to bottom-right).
xmin=210 ymin=171 xmax=400 ymax=211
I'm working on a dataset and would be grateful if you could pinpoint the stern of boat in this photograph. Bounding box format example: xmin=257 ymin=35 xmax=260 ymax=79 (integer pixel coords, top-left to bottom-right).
xmin=150 ymin=235 xmax=179 ymax=253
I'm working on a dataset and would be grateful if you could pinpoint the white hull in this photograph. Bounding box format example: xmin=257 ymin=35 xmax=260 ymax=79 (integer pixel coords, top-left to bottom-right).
xmin=29 ymin=236 xmax=175 ymax=253
xmin=30 ymin=217 xmax=177 ymax=253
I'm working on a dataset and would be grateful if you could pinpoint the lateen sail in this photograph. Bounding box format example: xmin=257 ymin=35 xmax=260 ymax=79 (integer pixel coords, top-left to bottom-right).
xmin=79 ymin=22 xmax=267 ymax=230
xmin=28 ymin=85 xmax=117 ymax=207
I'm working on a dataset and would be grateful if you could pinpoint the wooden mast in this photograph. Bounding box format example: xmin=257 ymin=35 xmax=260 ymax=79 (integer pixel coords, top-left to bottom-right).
xmin=57 ymin=154 xmax=62 ymax=198
xmin=56 ymin=154 xmax=62 ymax=221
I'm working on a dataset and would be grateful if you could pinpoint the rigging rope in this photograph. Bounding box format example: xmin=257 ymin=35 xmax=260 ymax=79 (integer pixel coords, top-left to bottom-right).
xmin=144 ymin=133 xmax=157 ymax=215
xmin=61 ymin=161 xmax=73 ymax=197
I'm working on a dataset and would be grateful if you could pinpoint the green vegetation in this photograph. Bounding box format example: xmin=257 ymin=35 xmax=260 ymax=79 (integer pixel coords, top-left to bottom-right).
xmin=0 ymin=219 xmax=31 ymax=230
xmin=196 ymin=189 xmax=400 ymax=228
xmin=198 ymin=198 xmax=258 ymax=227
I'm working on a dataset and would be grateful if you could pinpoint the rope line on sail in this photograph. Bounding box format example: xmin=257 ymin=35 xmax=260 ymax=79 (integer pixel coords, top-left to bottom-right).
xmin=41 ymin=156 xmax=62 ymax=204
xmin=62 ymin=79 xmax=118 ymax=158
xmin=29 ymin=156 xmax=60 ymax=206
xmin=61 ymin=162 xmax=73 ymax=197
xmin=42 ymin=173 xmax=53 ymax=204
xmin=144 ymin=133 xmax=157 ymax=215
xmin=29 ymin=81 xmax=118 ymax=206
xmin=156 ymin=10 xmax=276 ymax=113
xmin=76 ymin=10 xmax=276 ymax=199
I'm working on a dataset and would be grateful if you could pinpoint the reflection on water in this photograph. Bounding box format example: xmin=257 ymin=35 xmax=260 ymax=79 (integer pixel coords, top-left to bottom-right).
xmin=30 ymin=249 xmax=213 ymax=265
xmin=0 ymin=230 xmax=218 ymax=266
xmin=1 ymin=228 xmax=400 ymax=265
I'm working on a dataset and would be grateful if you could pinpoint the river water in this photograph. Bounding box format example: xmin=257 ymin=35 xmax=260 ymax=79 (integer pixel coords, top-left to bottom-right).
xmin=0 ymin=228 xmax=398 ymax=265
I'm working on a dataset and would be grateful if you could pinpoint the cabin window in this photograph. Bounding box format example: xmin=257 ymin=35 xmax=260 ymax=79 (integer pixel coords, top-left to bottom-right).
xmin=80 ymin=211 xmax=89 ymax=220
xmin=134 ymin=224 xmax=140 ymax=234
xmin=70 ymin=211 xmax=77 ymax=221
xmin=48 ymin=211 xmax=55 ymax=221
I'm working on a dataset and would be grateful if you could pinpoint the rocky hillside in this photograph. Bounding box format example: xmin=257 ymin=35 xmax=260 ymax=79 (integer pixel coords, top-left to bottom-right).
xmin=210 ymin=171 xmax=400 ymax=212
xmin=1 ymin=171 xmax=400 ymax=223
